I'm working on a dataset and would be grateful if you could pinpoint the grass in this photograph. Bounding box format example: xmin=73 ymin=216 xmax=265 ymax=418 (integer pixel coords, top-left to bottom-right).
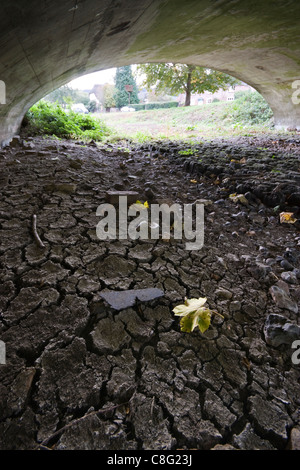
xmin=25 ymin=92 xmax=296 ymax=145
xmin=96 ymin=98 xmax=283 ymax=144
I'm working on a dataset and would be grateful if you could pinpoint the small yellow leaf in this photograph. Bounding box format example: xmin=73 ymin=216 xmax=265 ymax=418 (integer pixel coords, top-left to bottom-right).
xmin=190 ymin=179 xmax=197 ymax=184
xmin=280 ymin=212 xmax=297 ymax=224
xmin=229 ymin=193 xmax=248 ymax=205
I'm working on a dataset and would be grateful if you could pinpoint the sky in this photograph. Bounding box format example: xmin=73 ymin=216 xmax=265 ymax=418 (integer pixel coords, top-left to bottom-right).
xmin=68 ymin=65 xmax=141 ymax=90
xmin=68 ymin=68 xmax=117 ymax=90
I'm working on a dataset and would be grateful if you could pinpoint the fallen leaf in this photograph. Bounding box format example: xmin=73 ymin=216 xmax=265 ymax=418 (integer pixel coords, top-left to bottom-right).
xmin=279 ymin=212 xmax=297 ymax=224
xmin=173 ymin=297 xmax=223 ymax=334
xmin=229 ymin=193 xmax=248 ymax=205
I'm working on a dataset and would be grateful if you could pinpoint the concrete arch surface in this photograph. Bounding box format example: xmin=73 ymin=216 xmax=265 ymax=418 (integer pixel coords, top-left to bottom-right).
xmin=0 ymin=0 xmax=300 ymax=145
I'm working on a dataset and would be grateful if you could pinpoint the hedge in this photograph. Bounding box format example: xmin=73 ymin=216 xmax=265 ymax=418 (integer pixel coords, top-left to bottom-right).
xmin=131 ymin=101 xmax=179 ymax=111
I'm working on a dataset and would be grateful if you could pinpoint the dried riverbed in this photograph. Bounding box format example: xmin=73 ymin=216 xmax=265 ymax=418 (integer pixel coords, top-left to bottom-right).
xmin=0 ymin=134 xmax=299 ymax=450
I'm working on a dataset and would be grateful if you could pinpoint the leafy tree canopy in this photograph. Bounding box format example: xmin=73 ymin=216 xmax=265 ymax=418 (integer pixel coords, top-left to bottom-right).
xmin=45 ymin=85 xmax=90 ymax=107
xmin=136 ymin=63 xmax=239 ymax=106
xmin=114 ymin=65 xmax=139 ymax=108
xmin=103 ymin=84 xmax=116 ymax=110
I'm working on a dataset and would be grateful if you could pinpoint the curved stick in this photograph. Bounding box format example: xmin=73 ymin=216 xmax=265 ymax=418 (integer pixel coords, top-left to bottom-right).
xmin=32 ymin=214 xmax=45 ymax=248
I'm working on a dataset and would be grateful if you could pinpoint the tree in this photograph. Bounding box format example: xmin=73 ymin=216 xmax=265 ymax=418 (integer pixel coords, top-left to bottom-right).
xmin=44 ymin=85 xmax=90 ymax=107
xmin=103 ymin=84 xmax=116 ymax=112
xmin=136 ymin=63 xmax=239 ymax=106
xmin=87 ymin=100 xmax=97 ymax=113
xmin=114 ymin=66 xmax=139 ymax=108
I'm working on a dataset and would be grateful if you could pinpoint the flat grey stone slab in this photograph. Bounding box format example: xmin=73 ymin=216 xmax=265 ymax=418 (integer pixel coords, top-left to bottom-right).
xmin=105 ymin=191 xmax=139 ymax=204
xmin=100 ymin=288 xmax=164 ymax=311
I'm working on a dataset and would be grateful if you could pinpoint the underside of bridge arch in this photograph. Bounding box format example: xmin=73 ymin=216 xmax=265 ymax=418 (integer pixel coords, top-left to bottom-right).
xmin=0 ymin=0 xmax=300 ymax=145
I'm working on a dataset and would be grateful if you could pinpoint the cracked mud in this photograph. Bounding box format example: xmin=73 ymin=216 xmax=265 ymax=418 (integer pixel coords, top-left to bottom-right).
xmin=0 ymin=134 xmax=300 ymax=450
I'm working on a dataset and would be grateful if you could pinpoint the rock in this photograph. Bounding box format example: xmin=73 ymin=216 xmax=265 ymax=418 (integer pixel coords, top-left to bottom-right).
xmin=194 ymin=198 xmax=213 ymax=207
xmin=100 ymin=287 xmax=164 ymax=311
xmin=229 ymin=194 xmax=248 ymax=205
xmin=45 ymin=183 xmax=77 ymax=194
xmin=215 ymin=288 xmax=233 ymax=300
xmin=211 ymin=444 xmax=237 ymax=450
xmin=233 ymin=423 xmax=275 ymax=450
xmin=105 ymin=190 xmax=139 ymax=205
xmin=7 ymin=368 xmax=36 ymax=414
xmin=287 ymin=427 xmax=300 ymax=450
xmin=248 ymin=395 xmax=292 ymax=443
xmin=9 ymin=135 xmax=22 ymax=147
xmin=280 ymin=259 xmax=294 ymax=271
xmin=229 ymin=300 xmax=242 ymax=312
xmin=281 ymin=271 xmax=298 ymax=284
xmin=263 ymin=313 xmax=300 ymax=347
xmin=269 ymin=281 xmax=298 ymax=313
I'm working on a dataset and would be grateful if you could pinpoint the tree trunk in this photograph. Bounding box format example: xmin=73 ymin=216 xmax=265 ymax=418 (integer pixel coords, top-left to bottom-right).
xmin=184 ymin=66 xmax=194 ymax=106
xmin=185 ymin=88 xmax=191 ymax=106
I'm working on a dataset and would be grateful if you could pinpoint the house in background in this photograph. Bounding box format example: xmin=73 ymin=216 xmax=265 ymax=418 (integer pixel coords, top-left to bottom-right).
xmin=177 ymin=83 xmax=255 ymax=106
xmin=89 ymin=84 xmax=104 ymax=111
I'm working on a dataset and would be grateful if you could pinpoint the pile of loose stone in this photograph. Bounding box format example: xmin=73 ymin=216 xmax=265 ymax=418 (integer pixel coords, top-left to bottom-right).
xmin=0 ymin=134 xmax=299 ymax=450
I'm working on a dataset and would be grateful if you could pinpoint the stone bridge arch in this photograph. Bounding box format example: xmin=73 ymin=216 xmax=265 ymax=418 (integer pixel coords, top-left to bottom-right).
xmin=0 ymin=0 xmax=300 ymax=145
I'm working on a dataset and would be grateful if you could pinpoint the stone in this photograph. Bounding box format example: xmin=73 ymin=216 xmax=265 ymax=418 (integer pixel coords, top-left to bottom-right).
xmin=194 ymin=198 xmax=213 ymax=207
xmin=263 ymin=313 xmax=300 ymax=347
xmin=280 ymin=259 xmax=294 ymax=271
xmin=105 ymin=190 xmax=139 ymax=205
xmin=233 ymin=423 xmax=275 ymax=450
xmin=287 ymin=427 xmax=300 ymax=450
xmin=215 ymin=288 xmax=233 ymax=300
xmin=269 ymin=281 xmax=298 ymax=313
xmin=7 ymin=368 xmax=36 ymax=414
xmin=281 ymin=271 xmax=298 ymax=284
xmin=248 ymin=395 xmax=292 ymax=443
xmin=9 ymin=136 xmax=22 ymax=147
xmin=211 ymin=444 xmax=237 ymax=450
xmin=100 ymin=287 xmax=164 ymax=310
xmin=45 ymin=183 xmax=77 ymax=194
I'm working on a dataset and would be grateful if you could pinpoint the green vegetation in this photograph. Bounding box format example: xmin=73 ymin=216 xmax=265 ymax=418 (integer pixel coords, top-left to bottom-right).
xmin=131 ymin=101 xmax=178 ymax=111
xmin=101 ymin=91 xmax=276 ymax=143
xmin=23 ymin=90 xmax=280 ymax=144
xmin=114 ymin=65 xmax=139 ymax=109
xmin=103 ymin=84 xmax=116 ymax=111
xmin=223 ymin=91 xmax=274 ymax=125
xmin=44 ymin=85 xmax=90 ymax=107
xmin=136 ymin=63 xmax=238 ymax=106
xmin=23 ymin=101 xmax=111 ymax=141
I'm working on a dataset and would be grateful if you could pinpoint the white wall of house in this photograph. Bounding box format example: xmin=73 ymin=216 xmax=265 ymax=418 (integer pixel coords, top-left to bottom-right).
xmin=177 ymin=84 xmax=255 ymax=106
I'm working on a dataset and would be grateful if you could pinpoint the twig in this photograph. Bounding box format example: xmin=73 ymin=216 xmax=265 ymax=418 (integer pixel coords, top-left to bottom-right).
xmin=34 ymin=393 xmax=136 ymax=450
xmin=32 ymin=214 xmax=45 ymax=248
